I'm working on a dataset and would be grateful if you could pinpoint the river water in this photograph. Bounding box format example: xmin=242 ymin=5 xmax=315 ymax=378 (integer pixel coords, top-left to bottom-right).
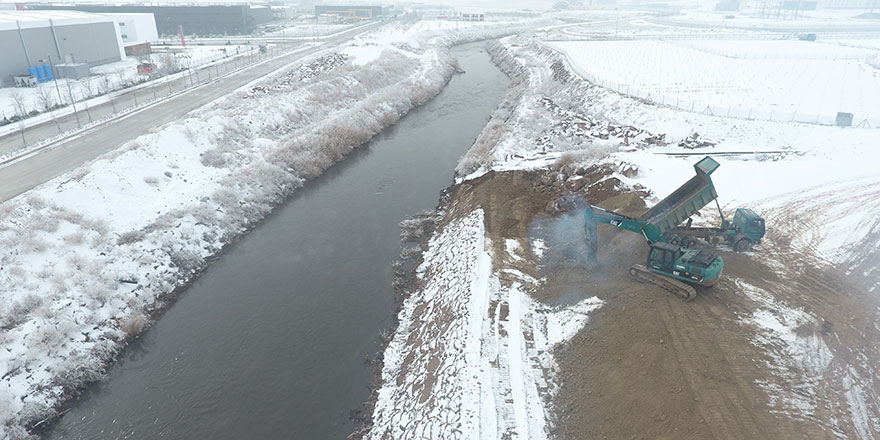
xmin=46 ymin=42 xmax=508 ymax=440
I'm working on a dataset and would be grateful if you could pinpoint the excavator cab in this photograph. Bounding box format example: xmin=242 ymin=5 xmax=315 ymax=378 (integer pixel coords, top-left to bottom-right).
xmin=644 ymin=242 xmax=723 ymax=288
xmin=647 ymin=242 xmax=680 ymax=274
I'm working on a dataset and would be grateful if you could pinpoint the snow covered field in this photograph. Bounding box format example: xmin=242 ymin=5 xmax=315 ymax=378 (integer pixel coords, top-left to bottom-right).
xmin=547 ymin=39 xmax=880 ymax=126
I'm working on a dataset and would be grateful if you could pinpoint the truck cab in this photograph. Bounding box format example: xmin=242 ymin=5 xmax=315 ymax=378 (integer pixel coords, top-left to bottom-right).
xmin=732 ymin=208 xmax=765 ymax=242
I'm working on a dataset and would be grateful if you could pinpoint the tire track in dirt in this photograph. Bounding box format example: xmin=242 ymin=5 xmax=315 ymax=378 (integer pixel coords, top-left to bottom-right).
xmin=653 ymin=293 xmax=765 ymax=439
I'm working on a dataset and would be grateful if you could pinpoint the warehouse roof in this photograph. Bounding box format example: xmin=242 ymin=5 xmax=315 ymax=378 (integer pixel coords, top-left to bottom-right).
xmin=0 ymin=10 xmax=112 ymax=31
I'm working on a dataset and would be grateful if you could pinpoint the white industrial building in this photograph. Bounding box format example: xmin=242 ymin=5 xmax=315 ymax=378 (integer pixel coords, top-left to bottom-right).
xmin=103 ymin=13 xmax=159 ymax=56
xmin=0 ymin=10 xmax=159 ymax=86
xmin=0 ymin=10 xmax=124 ymax=86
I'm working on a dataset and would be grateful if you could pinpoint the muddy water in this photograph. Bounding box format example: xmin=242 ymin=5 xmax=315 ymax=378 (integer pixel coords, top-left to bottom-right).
xmin=46 ymin=42 xmax=508 ymax=440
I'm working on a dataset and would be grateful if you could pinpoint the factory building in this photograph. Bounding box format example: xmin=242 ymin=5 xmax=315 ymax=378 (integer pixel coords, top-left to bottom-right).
xmin=105 ymin=13 xmax=159 ymax=56
xmin=29 ymin=3 xmax=274 ymax=36
xmin=314 ymin=5 xmax=390 ymax=19
xmin=0 ymin=10 xmax=124 ymax=86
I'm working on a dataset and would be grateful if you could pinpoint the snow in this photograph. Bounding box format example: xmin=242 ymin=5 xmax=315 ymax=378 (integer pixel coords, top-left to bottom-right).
xmin=368 ymin=209 xmax=602 ymax=439
xmin=530 ymin=238 xmax=546 ymax=258
xmin=842 ymin=366 xmax=880 ymax=440
xmin=547 ymin=39 xmax=880 ymax=125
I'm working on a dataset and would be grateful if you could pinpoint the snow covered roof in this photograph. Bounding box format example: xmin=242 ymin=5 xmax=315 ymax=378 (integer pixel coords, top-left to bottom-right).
xmin=0 ymin=10 xmax=113 ymax=31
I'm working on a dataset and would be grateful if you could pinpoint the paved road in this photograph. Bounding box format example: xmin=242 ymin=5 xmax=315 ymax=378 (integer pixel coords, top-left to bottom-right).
xmin=0 ymin=46 xmax=284 ymax=156
xmin=0 ymin=21 xmax=382 ymax=202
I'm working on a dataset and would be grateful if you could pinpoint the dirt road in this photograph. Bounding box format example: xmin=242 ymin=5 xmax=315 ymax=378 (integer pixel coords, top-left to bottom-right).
xmin=449 ymin=166 xmax=879 ymax=439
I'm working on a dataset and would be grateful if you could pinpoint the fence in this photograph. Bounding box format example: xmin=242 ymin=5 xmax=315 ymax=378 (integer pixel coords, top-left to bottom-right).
xmin=544 ymin=41 xmax=880 ymax=128
xmin=1 ymin=43 xmax=295 ymax=162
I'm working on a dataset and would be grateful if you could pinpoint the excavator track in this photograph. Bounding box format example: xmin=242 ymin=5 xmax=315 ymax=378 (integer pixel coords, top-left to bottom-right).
xmin=629 ymin=264 xmax=697 ymax=301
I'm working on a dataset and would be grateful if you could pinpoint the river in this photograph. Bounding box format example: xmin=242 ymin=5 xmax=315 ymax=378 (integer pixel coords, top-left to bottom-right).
xmin=46 ymin=41 xmax=508 ymax=440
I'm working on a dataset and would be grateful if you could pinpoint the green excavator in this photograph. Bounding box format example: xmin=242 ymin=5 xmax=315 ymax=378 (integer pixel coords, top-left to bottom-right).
xmin=584 ymin=156 xmax=765 ymax=300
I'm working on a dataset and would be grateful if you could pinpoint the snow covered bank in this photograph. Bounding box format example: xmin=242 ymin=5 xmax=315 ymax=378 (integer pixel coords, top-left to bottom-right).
xmin=366 ymin=209 xmax=601 ymax=439
xmin=0 ymin=18 xmax=554 ymax=438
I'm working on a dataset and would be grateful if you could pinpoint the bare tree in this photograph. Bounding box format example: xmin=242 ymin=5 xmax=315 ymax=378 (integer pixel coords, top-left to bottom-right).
xmin=101 ymin=75 xmax=117 ymax=113
xmin=10 ymin=90 xmax=27 ymax=118
xmin=35 ymin=86 xmax=54 ymax=111
xmin=77 ymin=83 xmax=93 ymax=122
xmin=35 ymin=86 xmax=61 ymax=132
xmin=161 ymin=52 xmax=180 ymax=75
xmin=115 ymin=67 xmax=129 ymax=88
xmin=80 ymin=76 xmax=95 ymax=99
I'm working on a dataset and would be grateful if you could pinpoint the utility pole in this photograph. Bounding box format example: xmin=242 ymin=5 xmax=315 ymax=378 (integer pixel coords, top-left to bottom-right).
xmin=49 ymin=54 xmax=80 ymax=127
xmin=48 ymin=54 xmax=64 ymax=111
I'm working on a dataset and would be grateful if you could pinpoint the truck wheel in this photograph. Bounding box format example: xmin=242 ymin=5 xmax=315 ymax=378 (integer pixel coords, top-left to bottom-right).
xmin=684 ymin=238 xmax=697 ymax=249
xmin=735 ymin=238 xmax=752 ymax=252
xmin=667 ymin=234 xmax=681 ymax=246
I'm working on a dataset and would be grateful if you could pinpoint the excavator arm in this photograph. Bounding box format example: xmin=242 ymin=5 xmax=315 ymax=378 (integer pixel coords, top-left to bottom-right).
xmin=584 ymin=205 xmax=663 ymax=266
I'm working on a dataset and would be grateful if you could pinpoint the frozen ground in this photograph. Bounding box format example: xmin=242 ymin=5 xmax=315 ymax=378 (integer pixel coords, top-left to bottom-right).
xmin=0 ymin=17 xmax=557 ymax=438
xmin=547 ymin=39 xmax=880 ymax=125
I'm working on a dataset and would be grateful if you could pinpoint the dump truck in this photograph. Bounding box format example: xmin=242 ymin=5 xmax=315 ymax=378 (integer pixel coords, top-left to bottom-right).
xmin=644 ymin=156 xmax=765 ymax=251
xmin=584 ymin=156 xmax=765 ymax=300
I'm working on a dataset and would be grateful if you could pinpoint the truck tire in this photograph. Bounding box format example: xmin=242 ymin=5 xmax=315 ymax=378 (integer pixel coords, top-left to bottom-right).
xmin=684 ymin=238 xmax=698 ymax=249
xmin=667 ymin=234 xmax=681 ymax=246
xmin=735 ymin=238 xmax=752 ymax=252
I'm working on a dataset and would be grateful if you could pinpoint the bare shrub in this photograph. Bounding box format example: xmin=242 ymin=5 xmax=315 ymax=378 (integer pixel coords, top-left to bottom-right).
xmin=67 ymin=253 xmax=86 ymax=270
xmin=24 ymin=195 xmax=47 ymax=211
xmin=183 ymin=125 xmax=200 ymax=144
xmin=159 ymin=52 xmax=181 ymax=75
xmin=86 ymin=284 xmax=111 ymax=307
xmin=9 ymin=90 xmax=27 ymax=117
xmin=32 ymin=213 xmax=60 ymax=232
xmin=24 ymin=237 xmax=50 ymax=253
xmin=191 ymin=203 xmax=218 ymax=225
xmin=5 ymin=295 xmax=43 ymax=328
xmin=167 ymin=247 xmax=204 ymax=275
xmin=399 ymin=212 xmax=437 ymax=241
xmin=80 ymin=76 xmax=95 ymax=99
xmin=36 ymin=266 xmax=54 ymax=280
xmin=70 ymin=166 xmax=91 ymax=182
xmin=200 ymin=148 xmax=232 ymax=168
xmin=123 ymin=312 xmax=149 ymax=338
xmin=36 ymin=86 xmax=55 ymax=111
xmin=554 ymin=151 xmax=579 ymax=170
xmin=52 ymin=348 xmax=107 ymax=390
xmin=117 ymin=229 xmax=145 ymax=246
xmin=7 ymin=266 xmax=26 ymax=279
xmin=5 ymin=425 xmax=30 ymax=440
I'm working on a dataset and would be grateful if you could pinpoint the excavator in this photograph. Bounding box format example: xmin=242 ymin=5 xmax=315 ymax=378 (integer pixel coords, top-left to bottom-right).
xmin=584 ymin=156 xmax=764 ymax=300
